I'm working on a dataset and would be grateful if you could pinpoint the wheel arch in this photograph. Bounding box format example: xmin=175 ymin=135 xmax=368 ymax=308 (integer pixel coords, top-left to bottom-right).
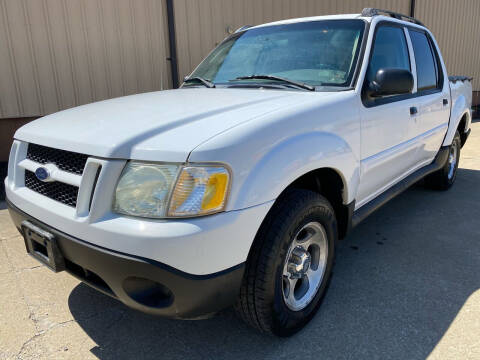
xmin=280 ymin=167 xmax=353 ymax=239
xmin=443 ymin=94 xmax=471 ymax=146
xmin=227 ymin=131 xmax=360 ymax=211
xmin=252 ymin=167 xmax=353 ymax=242
xmin=456 ymin=112 xmax=470 ymax=147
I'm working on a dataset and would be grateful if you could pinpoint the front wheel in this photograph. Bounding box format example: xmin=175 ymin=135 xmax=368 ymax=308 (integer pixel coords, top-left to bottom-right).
xmin=235 ymin=189 xmax=337 ymax=336
xmin=425 ymin=130 xmax=461 ymax=190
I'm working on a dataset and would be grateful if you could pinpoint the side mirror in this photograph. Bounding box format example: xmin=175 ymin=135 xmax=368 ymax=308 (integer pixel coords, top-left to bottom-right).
xmin=368 ymin=68 xmax=413 ymax=97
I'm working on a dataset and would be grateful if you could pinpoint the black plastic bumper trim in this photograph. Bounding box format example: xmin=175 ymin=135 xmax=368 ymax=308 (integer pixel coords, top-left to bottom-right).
xmin=461 ymin=128 xmax=471 ymax=148
xmin=7 ymin=199 xmax=245 ymax=319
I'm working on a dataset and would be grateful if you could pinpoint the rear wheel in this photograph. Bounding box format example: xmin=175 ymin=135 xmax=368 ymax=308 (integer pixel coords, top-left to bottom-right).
xmin=235 ymin=189 xmax=336 ymax=336
xmin=425 ymin=130 xmax=461 ymax=190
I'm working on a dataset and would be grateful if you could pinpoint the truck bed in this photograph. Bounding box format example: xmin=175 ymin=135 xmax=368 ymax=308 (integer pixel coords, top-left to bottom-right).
xmin=449 ymin=76 xmax=473 ymax=146
xmin=449 ymin=76 xmax=473 ymax=109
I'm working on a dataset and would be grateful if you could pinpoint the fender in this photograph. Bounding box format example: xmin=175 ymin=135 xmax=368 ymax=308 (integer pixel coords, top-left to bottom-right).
xmin=219 ymin=131 xmax=359 ymax=211
xmin=187 ymin=92 xmax=361 ymax=211
xmin=443 ymin=92 xmax=471 ymax=146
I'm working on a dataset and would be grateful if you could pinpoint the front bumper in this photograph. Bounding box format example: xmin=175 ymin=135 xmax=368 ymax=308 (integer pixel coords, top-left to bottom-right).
xmin=7 ymin=199 xmax=245 ymax=319
xmin=5 ymin=174 xmax=273 ymax=275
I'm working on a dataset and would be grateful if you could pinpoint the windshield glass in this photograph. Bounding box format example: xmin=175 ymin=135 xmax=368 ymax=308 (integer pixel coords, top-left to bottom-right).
xmin=189 ymin=20 xmax=365 ymax=88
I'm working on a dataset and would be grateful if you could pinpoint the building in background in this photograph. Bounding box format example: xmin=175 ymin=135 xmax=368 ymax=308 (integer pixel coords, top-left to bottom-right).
xmin=1 ymin=0 xmax=479 ymax=162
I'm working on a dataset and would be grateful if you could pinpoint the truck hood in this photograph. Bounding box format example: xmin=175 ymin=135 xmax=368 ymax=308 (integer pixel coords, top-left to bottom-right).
xmin=15 ymin=88 xmax=336 ymax=162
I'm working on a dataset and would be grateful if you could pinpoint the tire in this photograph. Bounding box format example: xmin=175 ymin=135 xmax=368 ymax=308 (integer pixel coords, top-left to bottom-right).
xmin=235 ymin=189 xmax=337 ymax=336
xmin=425 ymin=130 xmax=461 ymax=190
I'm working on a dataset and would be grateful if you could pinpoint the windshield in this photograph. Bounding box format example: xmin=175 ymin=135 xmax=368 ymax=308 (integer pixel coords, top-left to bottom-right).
xmin=189 ymin=20 xmax=365 ymax=89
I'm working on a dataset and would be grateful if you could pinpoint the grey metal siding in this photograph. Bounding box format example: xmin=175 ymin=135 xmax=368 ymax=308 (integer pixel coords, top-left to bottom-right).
xmin=415 ymin=0 xmax=480 ymax=90
xmin=0 ymin=0 xmax=171 ymax=119
xmin=0 ymin=0 xmax=478 ymax=121
xmin=173 ymin=0 xmax=411 ymax=82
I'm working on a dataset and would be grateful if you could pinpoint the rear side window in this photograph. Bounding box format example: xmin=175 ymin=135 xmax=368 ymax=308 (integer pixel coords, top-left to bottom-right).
xmin=366 ymin=26 xmax=410 ymax=83
xmin=409 ymin=30 xmax=440 ymax=91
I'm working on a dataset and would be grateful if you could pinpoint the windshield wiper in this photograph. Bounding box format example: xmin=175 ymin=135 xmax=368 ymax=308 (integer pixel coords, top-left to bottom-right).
xmin=233 ymin=75 xmax=315 ymax=91
xmin=183 ymin=76 xmax=215 ymax=88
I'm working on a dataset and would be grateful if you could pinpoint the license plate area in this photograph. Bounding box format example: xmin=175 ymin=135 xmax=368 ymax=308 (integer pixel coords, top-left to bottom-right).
xmin=22 ymin=220 xmax=65 ymax=272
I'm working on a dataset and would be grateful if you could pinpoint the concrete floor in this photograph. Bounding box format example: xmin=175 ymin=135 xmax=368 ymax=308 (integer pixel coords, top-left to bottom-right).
xmin=1 ymin=122 xmax=479 ymax=360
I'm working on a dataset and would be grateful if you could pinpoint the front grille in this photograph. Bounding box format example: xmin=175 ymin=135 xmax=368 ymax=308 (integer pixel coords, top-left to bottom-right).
xmin=27 ymin=143 xmax=89 ymax=175
xmin=25 ymin=170 xmax=79 ymax=207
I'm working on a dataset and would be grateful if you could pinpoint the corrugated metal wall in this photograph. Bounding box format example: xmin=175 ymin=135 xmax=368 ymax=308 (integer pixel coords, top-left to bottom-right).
xmin=0 ymin=0 xmax=479 ymax=122
xmin=0 ymin=0 xmax=171 ymax=119
xmin=173 ymin=0 xmax=411 ymax=81
xmin=415 ymin=0 xmax=480 ymax=90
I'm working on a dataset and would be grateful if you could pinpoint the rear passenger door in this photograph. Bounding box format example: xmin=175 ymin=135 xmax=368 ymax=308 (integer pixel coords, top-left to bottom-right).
xmin=407 ymin=28 xmax=450 ymax=164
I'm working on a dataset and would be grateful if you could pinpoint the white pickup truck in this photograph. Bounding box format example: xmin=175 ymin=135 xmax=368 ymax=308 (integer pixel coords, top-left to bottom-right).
xmin=5 ymin=9 xmax=472 ymax=336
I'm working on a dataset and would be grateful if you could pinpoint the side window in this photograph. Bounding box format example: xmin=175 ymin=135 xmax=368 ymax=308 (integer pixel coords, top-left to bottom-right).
xmin=366 ymin=26 xmax=410 ymax=83
xmin=409 ymin=30 xmax=440 ymax=91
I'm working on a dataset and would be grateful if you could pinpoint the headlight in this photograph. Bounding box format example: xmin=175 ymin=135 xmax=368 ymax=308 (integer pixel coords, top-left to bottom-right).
xmin=113 ymin=162 xmax=230 ymax=218
xmin=113 ymin=163 xmax=179 ymax=218
xmin=168 ymin=166 xmax=230 ymax=217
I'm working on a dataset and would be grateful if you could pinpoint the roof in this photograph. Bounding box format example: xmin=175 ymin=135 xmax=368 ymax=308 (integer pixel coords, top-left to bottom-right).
xmin=250 ymin=14 xmax=364 ymax=30
xmin=248 ymin=9 xmax=425 ymax=31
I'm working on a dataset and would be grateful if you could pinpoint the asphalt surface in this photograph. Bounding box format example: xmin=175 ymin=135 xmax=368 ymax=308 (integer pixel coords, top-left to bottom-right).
xmin=1 ymin=121 xmax=479 ymax=360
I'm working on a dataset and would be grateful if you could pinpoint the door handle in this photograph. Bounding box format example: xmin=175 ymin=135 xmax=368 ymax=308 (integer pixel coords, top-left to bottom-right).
xmin=410 ymin=107 xmax=418 ymax=115
xmin=443 ymin=98 xmax=449 ymax=106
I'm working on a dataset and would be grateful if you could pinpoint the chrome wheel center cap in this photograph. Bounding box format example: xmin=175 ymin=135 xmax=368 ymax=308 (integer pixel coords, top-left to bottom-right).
xmin=282 ymin=222 xmax=329 ymax=311
xmin=287 ymin=247 xmax=311 ymax=279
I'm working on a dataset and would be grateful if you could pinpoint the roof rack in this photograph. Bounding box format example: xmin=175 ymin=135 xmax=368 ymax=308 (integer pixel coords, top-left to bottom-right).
xmin=361 ymin=8 xmax=424 ymax=26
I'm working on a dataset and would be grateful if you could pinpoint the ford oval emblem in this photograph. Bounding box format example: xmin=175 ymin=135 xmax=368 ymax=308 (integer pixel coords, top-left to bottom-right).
xmin=35 ymin=167 xmax=50 ymax=182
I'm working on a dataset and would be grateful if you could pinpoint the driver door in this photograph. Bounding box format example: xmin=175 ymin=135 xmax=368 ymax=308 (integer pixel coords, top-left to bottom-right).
xmin=356 ymin=24 xmax=419 ymax=209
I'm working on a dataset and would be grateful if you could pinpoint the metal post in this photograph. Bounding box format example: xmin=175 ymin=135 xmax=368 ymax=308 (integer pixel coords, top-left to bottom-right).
xmin=166 ymin=0 xmax=179 ymax=88
xmin=410 ymin=0 xmax=416 ymax=17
